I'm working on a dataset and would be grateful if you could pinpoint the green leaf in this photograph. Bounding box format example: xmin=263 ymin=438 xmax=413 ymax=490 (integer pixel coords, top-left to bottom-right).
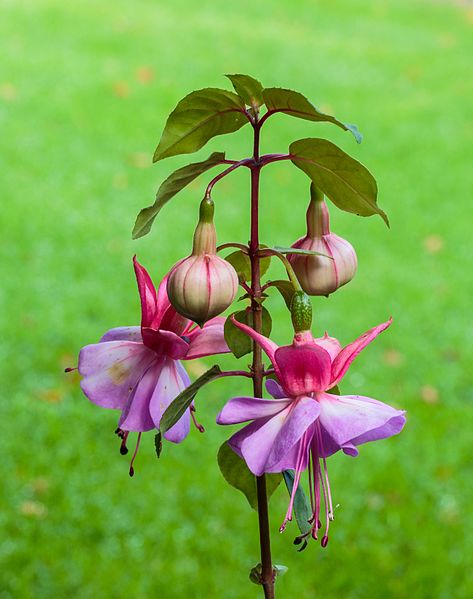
xmin=225 ymin=250 xmax=271 ymax=282
xmin=283 ymin=470 xmax=312 ymax=550
xmin=154 ymin=88 xmax=249 ymax=162
xmin=224 ymin=307 xmax=272 ymax=358
xmin=266 ymin=280 xmax=296 ymax=309
xmin=159 ymin=365 xmax=221 ymax=433
xmin=154 ymin=431 xmax=162 ymax=458
xmin=225 ymin=74 xmax=264 ymax=109
xmin=218 ymin=442 xmax=282 ymax=510
xmin=132 ymin=152 xmax=225 ymax=239
xmin=263 ymin=87 xmax=362 ymax=143
xmin=273 ymin=245 xmax=332 ymax=259
xmin=290 ymin=138 xmax=388 ymax=226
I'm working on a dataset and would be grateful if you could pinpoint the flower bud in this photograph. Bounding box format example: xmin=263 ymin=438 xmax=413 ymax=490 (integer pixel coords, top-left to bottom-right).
xmin=288 ymin=186 xmax=357 ymax=296
xmin=167 ymin=198 xmax=239 ymax=326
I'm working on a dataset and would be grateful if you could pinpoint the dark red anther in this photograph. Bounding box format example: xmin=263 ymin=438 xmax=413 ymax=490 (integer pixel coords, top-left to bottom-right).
xmin=129 ymin=466 xmax=135 ymax=477
xmin=321 ymin=535 xmax=329 ymax=548
xmin=64 ymin=367 xmax=77 ymax=373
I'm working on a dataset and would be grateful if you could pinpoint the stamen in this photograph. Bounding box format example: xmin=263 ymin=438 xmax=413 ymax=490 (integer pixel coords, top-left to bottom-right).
xmin=190 ymin=405 xmax=205 ymax=433
xmin=280 ymin=431 xmax=308 ymax=532
xmin=129 ymin=432 xmax=142 ymax=477
xmin=120 ymin=431 xmax=130 ymax=455
xmin=64 ymin=367 xmax=78 ymax=373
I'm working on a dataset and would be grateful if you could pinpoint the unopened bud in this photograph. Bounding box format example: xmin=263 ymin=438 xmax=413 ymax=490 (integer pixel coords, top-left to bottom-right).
xmin=290 ymin=291 xmax=312 ymax=333
xmin=167 ymin=198 xmax=238 ymax=326
xmin=288 ymin=186 xmax=357 ymax=296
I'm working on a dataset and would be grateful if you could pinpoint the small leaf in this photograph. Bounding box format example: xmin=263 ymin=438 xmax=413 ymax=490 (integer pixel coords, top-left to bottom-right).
xmin=273 ymin=565 xmax=288 ymax=578
xmin=225 ymin=74 xmax=264 ymax=109
xmin=154 ymin=88 xmax=249 ymax=162
xmin=154 ymin=431 xmax=162 ymax=458
xmin=218 ymin=442 xmax=282 ymax=510
xmin=273 ymin=246 xmax=332 ymax=259
xmin=263 ymin=88 xmax=362 ymax=143
xmin=283 ymin=470 xmax=312 ymax=542
xmin=225 ymin=250 xmax=271 ymax=282
xmin=224 ymin=307 xmax=272 ymax=358
xmin=133 ymin=152 xmax=225 ymax=239
xmin=290 ymin=138 xmax=388 ymax=226
xmin=266 ymin=280 xmax=296 ymax=309
xmin=160 ymin=365 xmax=221 ymax=433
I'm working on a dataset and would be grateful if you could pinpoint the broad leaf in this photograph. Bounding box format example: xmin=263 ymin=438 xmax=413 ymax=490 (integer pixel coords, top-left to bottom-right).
xmin=225 ymin=250 xmax=271 ymax=282
xmin=159 ymin=365 xmax=221 ymax=433
xmin=290 ymin=138 xmax=388 ymax=226
xmin=225 ymin=74 xmax=264 ymax=109
xmin=218 ymin=441 xmax=282 ymax=510
xmin=267 ymin=280 xmax=296 ymax=309
xmin=283 ymin=470 xmax=312 ymax=550
xmin=224 ymin=307 xmax=272 ymax=358
xmin=154 ymin=88 xmax=248 ymax=161
xmin=263 ymin=88 xmax=362 ymax=143
xmin=133 ymin=152 xmax=225 ymax=239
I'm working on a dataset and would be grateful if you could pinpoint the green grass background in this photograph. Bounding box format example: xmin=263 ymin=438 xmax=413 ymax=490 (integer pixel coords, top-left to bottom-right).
xmin=1 ymin=0 xmax=473 ymax=597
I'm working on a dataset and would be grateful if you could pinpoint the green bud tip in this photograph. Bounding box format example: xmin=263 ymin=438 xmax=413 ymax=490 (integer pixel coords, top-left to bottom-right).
xmin=290 ymin=291 xmax=313 ymax=333
xmin=199 ymin=197 xmax=215 ymax=223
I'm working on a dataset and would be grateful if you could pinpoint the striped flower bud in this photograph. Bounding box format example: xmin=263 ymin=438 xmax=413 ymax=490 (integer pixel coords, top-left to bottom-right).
xmin=288 ymin=186 xmax=357 ymax=296
xmin=167 ymin=198 xmax=238 ymax=326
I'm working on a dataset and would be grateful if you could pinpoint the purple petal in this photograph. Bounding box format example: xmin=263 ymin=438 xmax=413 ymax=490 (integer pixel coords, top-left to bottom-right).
xmin=79 ymin=341 xmax=154 ymax=410
xmin=149 ymin=358 xmax=191 ymax=443
xmin=100 ymin=326 xmax=142 ymax=343
xmin=119 ymin=362 xmax=162 ymax=432
xmin=141 ymin=328 xmax=189 ymax=359
xmin=330 ymin=318 xmax=392 ymax=387
xmin=228 ymin=397 xmax=320 ymax=476
xmin=265 ymin=378 xmax=286 ymax=399
xmin=274 ymin=344 xmax=332 ymax=396
xmin=185 ymin=317 xmax=230 ymax=359
xmin=317 ymin=392 xmax=406 ymax=456
xmin=217 ymin=396 xmax=291 ymax=425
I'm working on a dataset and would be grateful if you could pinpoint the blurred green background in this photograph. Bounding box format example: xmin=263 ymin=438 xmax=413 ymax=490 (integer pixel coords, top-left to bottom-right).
xmin=1 ymin=0 xmax=473 ymax=597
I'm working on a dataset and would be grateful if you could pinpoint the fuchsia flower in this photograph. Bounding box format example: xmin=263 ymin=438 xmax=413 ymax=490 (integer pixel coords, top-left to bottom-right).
xmin=217 ymin=317 xmax=406 ymax=546
xmin=78 ymin=257 xmax=229 ymax=471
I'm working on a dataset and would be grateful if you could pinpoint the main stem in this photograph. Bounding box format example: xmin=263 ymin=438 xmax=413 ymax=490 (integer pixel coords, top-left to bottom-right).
xmin=249 ymin=121 xmax=275 ymax=599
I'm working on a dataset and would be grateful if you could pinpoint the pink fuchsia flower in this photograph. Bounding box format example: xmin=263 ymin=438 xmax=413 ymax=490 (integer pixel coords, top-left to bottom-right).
xmin=78 ymin=256 xmax=229 ymax=473
xmin=217 ymin=316 xmax=406 ymax=546
xmin=289 ymin=186 xmax=357 ymax=296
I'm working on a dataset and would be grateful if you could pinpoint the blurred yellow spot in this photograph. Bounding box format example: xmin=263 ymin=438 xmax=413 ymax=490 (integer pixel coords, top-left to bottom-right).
xmin=383 ymin=349 xmax=404 ymax=367
xmin=423 ymin=234 xmax=444 ymax=254
xmin=420 ymin=385 xmax=439 ymax=404
xmin=31 ymin=478 xmax=50 ymax=495
xmin=20 ymin=501 xmax=47 ymax=518
xmin=112 ymin=173 xmax=128 ymax=189
xmin=404 ymin=65 xmax=422 ymax=82
xmin=38 ymin=389 xmax=64 ymax=403
xmin=128 ymin=152 xmax=150 ymax=168
xmin=437 ymin=33 xmax=456 ymax=49
xmin=0 ymin=82 xmax=17 ymax=101
xmin=186 ymin=360 xmax=208 ymax=377
xmin=136 ymin=66 xmax=154 ymax=84
xmin=112 ymin=81 xmax=130 ymax=98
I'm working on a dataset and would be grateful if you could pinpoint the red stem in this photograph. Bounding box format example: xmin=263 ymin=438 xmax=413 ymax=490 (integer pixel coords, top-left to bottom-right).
xmin=249 ymin=121 xmax=275 ymax=599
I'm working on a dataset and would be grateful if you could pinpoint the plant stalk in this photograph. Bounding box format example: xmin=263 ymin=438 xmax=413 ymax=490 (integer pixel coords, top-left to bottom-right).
xmin=249 ymin=121 xmax=275 ymax=599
